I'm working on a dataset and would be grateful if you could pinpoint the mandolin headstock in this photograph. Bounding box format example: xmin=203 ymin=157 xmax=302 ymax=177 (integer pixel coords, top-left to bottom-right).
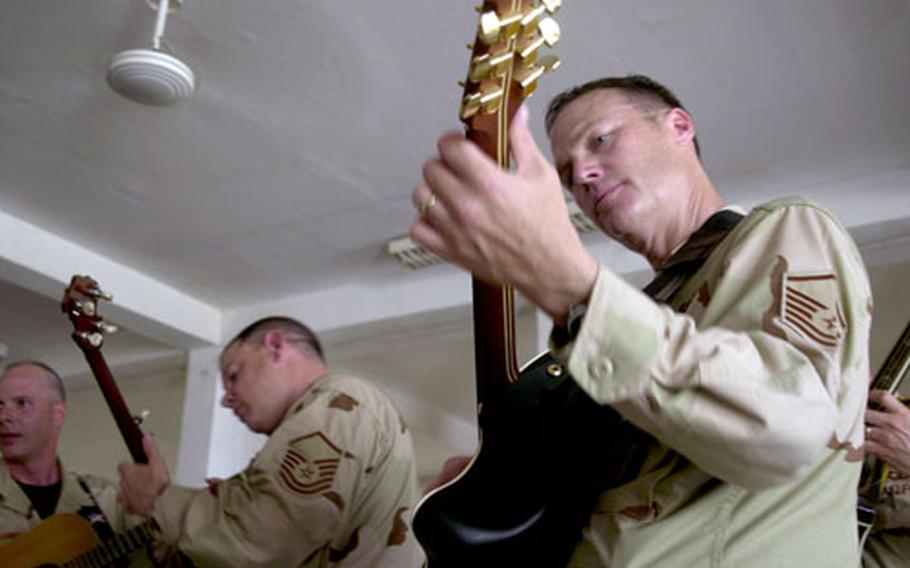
xmin=61 ymin=275 xmax=118 ymax=352
xmin=460 ymin=0 xmax=562 ymax=161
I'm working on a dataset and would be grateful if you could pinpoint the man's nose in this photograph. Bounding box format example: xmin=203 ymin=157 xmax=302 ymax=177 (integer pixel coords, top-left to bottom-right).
xmin=572 ymin=158 xmax=603 ymax=189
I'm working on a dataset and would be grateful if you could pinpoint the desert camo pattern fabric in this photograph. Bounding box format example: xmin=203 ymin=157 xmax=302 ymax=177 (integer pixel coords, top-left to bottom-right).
xmin=553 ymin=197 xmax=873 ymax=568
xmin=153 ymin=373 xmax=424 ymax=567
xmin=0 ymin=459 xmax=154 ymax=566
xmin=863 ymin=444 xmax=910 ymax=566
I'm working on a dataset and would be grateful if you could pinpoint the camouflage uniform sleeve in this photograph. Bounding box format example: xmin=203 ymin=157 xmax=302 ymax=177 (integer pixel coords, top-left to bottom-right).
xmin=152 ymin=386 xmax=395 ymax=568
xmin=555 ymin=199 xmax=871 ymax=489
xmin=874 ymin=471 xmax=910 ymax=531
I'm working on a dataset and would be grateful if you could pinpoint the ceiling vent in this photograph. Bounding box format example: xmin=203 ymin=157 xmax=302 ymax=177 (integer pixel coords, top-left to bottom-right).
xmin=107 ymin=0 xmax=195 ymax=106
xmin=387 ymin=199 xmax=597 ymax=270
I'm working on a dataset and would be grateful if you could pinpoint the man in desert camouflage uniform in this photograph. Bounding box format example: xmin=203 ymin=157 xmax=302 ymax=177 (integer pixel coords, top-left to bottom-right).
xmin=0 ymin=361 xmax=157 ymax=566
xmin=411 ymin=75 xmax=871 ymax=566
xmin=863 ymin=389 xmax=910 ymax=567
xmin=119 ymin=317 xmax=424 ymax=567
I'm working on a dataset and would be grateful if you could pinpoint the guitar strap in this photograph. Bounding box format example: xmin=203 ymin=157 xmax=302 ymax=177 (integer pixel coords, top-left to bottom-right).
xmin=75 ymin=473 xmax=117 ymax=543
xmin=643 ymin=208 xmax=745 ymax=303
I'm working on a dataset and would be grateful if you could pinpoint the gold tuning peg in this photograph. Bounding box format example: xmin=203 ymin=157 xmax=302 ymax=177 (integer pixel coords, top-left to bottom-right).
xmin=95 ymin=322 xmax=119 ymax=335
xmin=477 ymin=10 xmax=523 ymax=45
xmin=461 ymin=92 xmax=482 ymax=119
xmin=458 ymin=79 xmax=467 ymax=87
xmin=520 ymin=5 xmax=547 ymax=31
xmin=515 ymin=65 xmax=545 ymax=98
xmin=537 ymin=54 xmax=561 ymax=73
xmin=479 ymin=87 xmax=504 ymax=115
xmin=538 ymin=17 xmax=561 ymax=48
xmin=469 ymin=50 xmax=514 ymax=83
xmin=541 ymin=0 xmax=562 ymax=14
xmin=514 ymin=56 xmax=561 ymax=98
xmin=517 ymin=35 xmax=545 ymax=61
xmin=460 ymin=87 xmax=504 ymax=120
xmin=88 ymin=287 xmax=113 ymax=302
xmin=469 ymin=53 xmax=492 ymax=82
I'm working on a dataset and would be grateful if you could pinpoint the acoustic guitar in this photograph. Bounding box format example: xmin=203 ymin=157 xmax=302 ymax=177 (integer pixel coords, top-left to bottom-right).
xmin=857 ymin=319 xmax=910 ymax=541
xmin=411 ymin=2 xmax=649 ymax=566
xmin=0 ymin=276 xmax=156 ymax=567
xmin=0 ymin=513 xmax=157 ymax=568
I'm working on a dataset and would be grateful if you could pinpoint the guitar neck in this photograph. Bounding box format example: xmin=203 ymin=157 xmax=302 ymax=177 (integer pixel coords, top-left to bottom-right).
xmin=473 ymin=280 xmax=520 ymax=405
xmin=80 ymin=349 xmax=148 ymax=464
xmin=66 ymin=521 xmax=155 ymax=568
xmin=467 ymin=97 xmax=522 ymax=407
xmin=870 ymin=320 xmax=910 ymax=396
xmin=63 ymin=276 xmax=148 ymax=465
xmin=458 ymin=0 xmax=561 ymax=407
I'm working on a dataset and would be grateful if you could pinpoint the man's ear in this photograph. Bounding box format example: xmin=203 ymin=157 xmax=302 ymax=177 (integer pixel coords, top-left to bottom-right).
xmin=667 ymin=107 xmax=696 ymax=146
xmin=52 ymin=401 xmax=67 ymax=428
xmin=262 ymin=330 xmax=285 ymax=362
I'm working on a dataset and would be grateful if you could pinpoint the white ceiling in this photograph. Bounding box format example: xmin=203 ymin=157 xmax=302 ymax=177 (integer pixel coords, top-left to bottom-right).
xmin=1 ymin=1 xmax=909 ymax=407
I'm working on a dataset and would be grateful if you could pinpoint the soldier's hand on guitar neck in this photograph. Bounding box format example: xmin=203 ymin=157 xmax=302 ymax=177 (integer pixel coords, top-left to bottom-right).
xmin=118 ymin=433 xmax=171 ymax=517
xmin=865 ymin=389 xmax=910 ymax=476
xmin=410 ymin=104 xmax=597 ymax=324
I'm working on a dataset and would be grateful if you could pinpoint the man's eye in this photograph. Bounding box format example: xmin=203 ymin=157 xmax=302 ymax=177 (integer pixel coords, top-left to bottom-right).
xmin=594 ymin=133 xmax=611 ymax=148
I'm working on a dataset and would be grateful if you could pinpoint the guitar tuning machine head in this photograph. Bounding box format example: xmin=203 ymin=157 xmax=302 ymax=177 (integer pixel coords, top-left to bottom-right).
xmin=537 ymin=17 xmax=561 ymax=48
xmin=77 ymin=331 xmax=104 ymax=348
xmin=133 ymin=409 xmax=150 ymax=425
xmin=88 ymin=287 xmax=113 ymax=302
xmin=95 ymin=322 xmax=119 ymax=335
xmin=541 ymin=0 xmax=562 ymax=15
xmin=73 ymin=299 xmax=97 ymax=317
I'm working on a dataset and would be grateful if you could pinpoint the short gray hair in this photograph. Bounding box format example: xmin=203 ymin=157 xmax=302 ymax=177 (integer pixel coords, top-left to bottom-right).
xmin=1 ymin=360 xmax=66 ymax=402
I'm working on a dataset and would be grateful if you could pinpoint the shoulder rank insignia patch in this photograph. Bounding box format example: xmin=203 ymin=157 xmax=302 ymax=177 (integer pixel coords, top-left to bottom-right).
xmin=781 ymin=271 xmax=846 ymax=348
xmin=278 ymin=432 xmax=344 ymax=496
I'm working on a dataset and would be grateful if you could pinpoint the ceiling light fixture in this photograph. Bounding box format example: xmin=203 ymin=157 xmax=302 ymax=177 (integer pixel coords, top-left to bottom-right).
xmin=107 ymin=0 xmax=195 ymax=106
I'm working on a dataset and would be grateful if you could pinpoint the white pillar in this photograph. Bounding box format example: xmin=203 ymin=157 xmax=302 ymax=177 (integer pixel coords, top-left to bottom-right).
xmin=173 ymin=346 xmax=221 ymax=487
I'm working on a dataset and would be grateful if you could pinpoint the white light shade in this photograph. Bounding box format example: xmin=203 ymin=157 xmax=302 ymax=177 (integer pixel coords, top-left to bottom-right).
xmin=107 ymin=48 xmax=195 ymax=106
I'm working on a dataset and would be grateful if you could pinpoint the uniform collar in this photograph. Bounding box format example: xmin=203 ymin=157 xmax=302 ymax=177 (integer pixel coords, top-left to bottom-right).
xmin=0 ymin=459 xmax=37 ymax=515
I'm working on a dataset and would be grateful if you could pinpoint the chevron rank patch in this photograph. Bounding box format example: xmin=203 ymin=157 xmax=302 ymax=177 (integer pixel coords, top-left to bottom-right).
xmin=780 ymin=271 xmax=846 ymax=348
xmin=278 ymin=432 xmax=343 ymax=496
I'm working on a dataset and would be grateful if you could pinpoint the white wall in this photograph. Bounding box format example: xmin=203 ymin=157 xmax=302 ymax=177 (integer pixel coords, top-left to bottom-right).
xmin=59 ymin=367 xmax=187 ymax=481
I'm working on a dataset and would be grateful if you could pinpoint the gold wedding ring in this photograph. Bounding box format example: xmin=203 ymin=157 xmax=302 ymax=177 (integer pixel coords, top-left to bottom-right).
xmin=420 ymin=193 xmax=438 ymax=218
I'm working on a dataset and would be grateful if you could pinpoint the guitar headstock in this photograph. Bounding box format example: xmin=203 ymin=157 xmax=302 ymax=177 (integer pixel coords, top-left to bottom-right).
xmin=460 ymin=0 xmax=562 ymax=157
xmin=61 ymin=275 xmax=118 ymax=351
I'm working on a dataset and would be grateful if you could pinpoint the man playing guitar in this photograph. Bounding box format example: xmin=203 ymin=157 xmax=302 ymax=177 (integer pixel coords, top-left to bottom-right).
xmin=0 ymin=361 xmax=156 ymax=566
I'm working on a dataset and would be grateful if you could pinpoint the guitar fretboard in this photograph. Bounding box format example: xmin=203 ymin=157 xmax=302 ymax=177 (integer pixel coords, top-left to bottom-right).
xmin=870 ymin=320 xmax=910 ymax=395
xmin=65 ymin=521 xmax=154 ymax=568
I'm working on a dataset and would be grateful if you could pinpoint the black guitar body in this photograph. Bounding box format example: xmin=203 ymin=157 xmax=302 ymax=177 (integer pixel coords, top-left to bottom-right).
xmin=413 ymin=352 xmax=649 ymax=567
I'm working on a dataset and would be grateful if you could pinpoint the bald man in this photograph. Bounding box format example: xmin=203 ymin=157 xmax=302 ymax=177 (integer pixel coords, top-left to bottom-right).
xmin=0 ymin=361 xmax=157 ymax=565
